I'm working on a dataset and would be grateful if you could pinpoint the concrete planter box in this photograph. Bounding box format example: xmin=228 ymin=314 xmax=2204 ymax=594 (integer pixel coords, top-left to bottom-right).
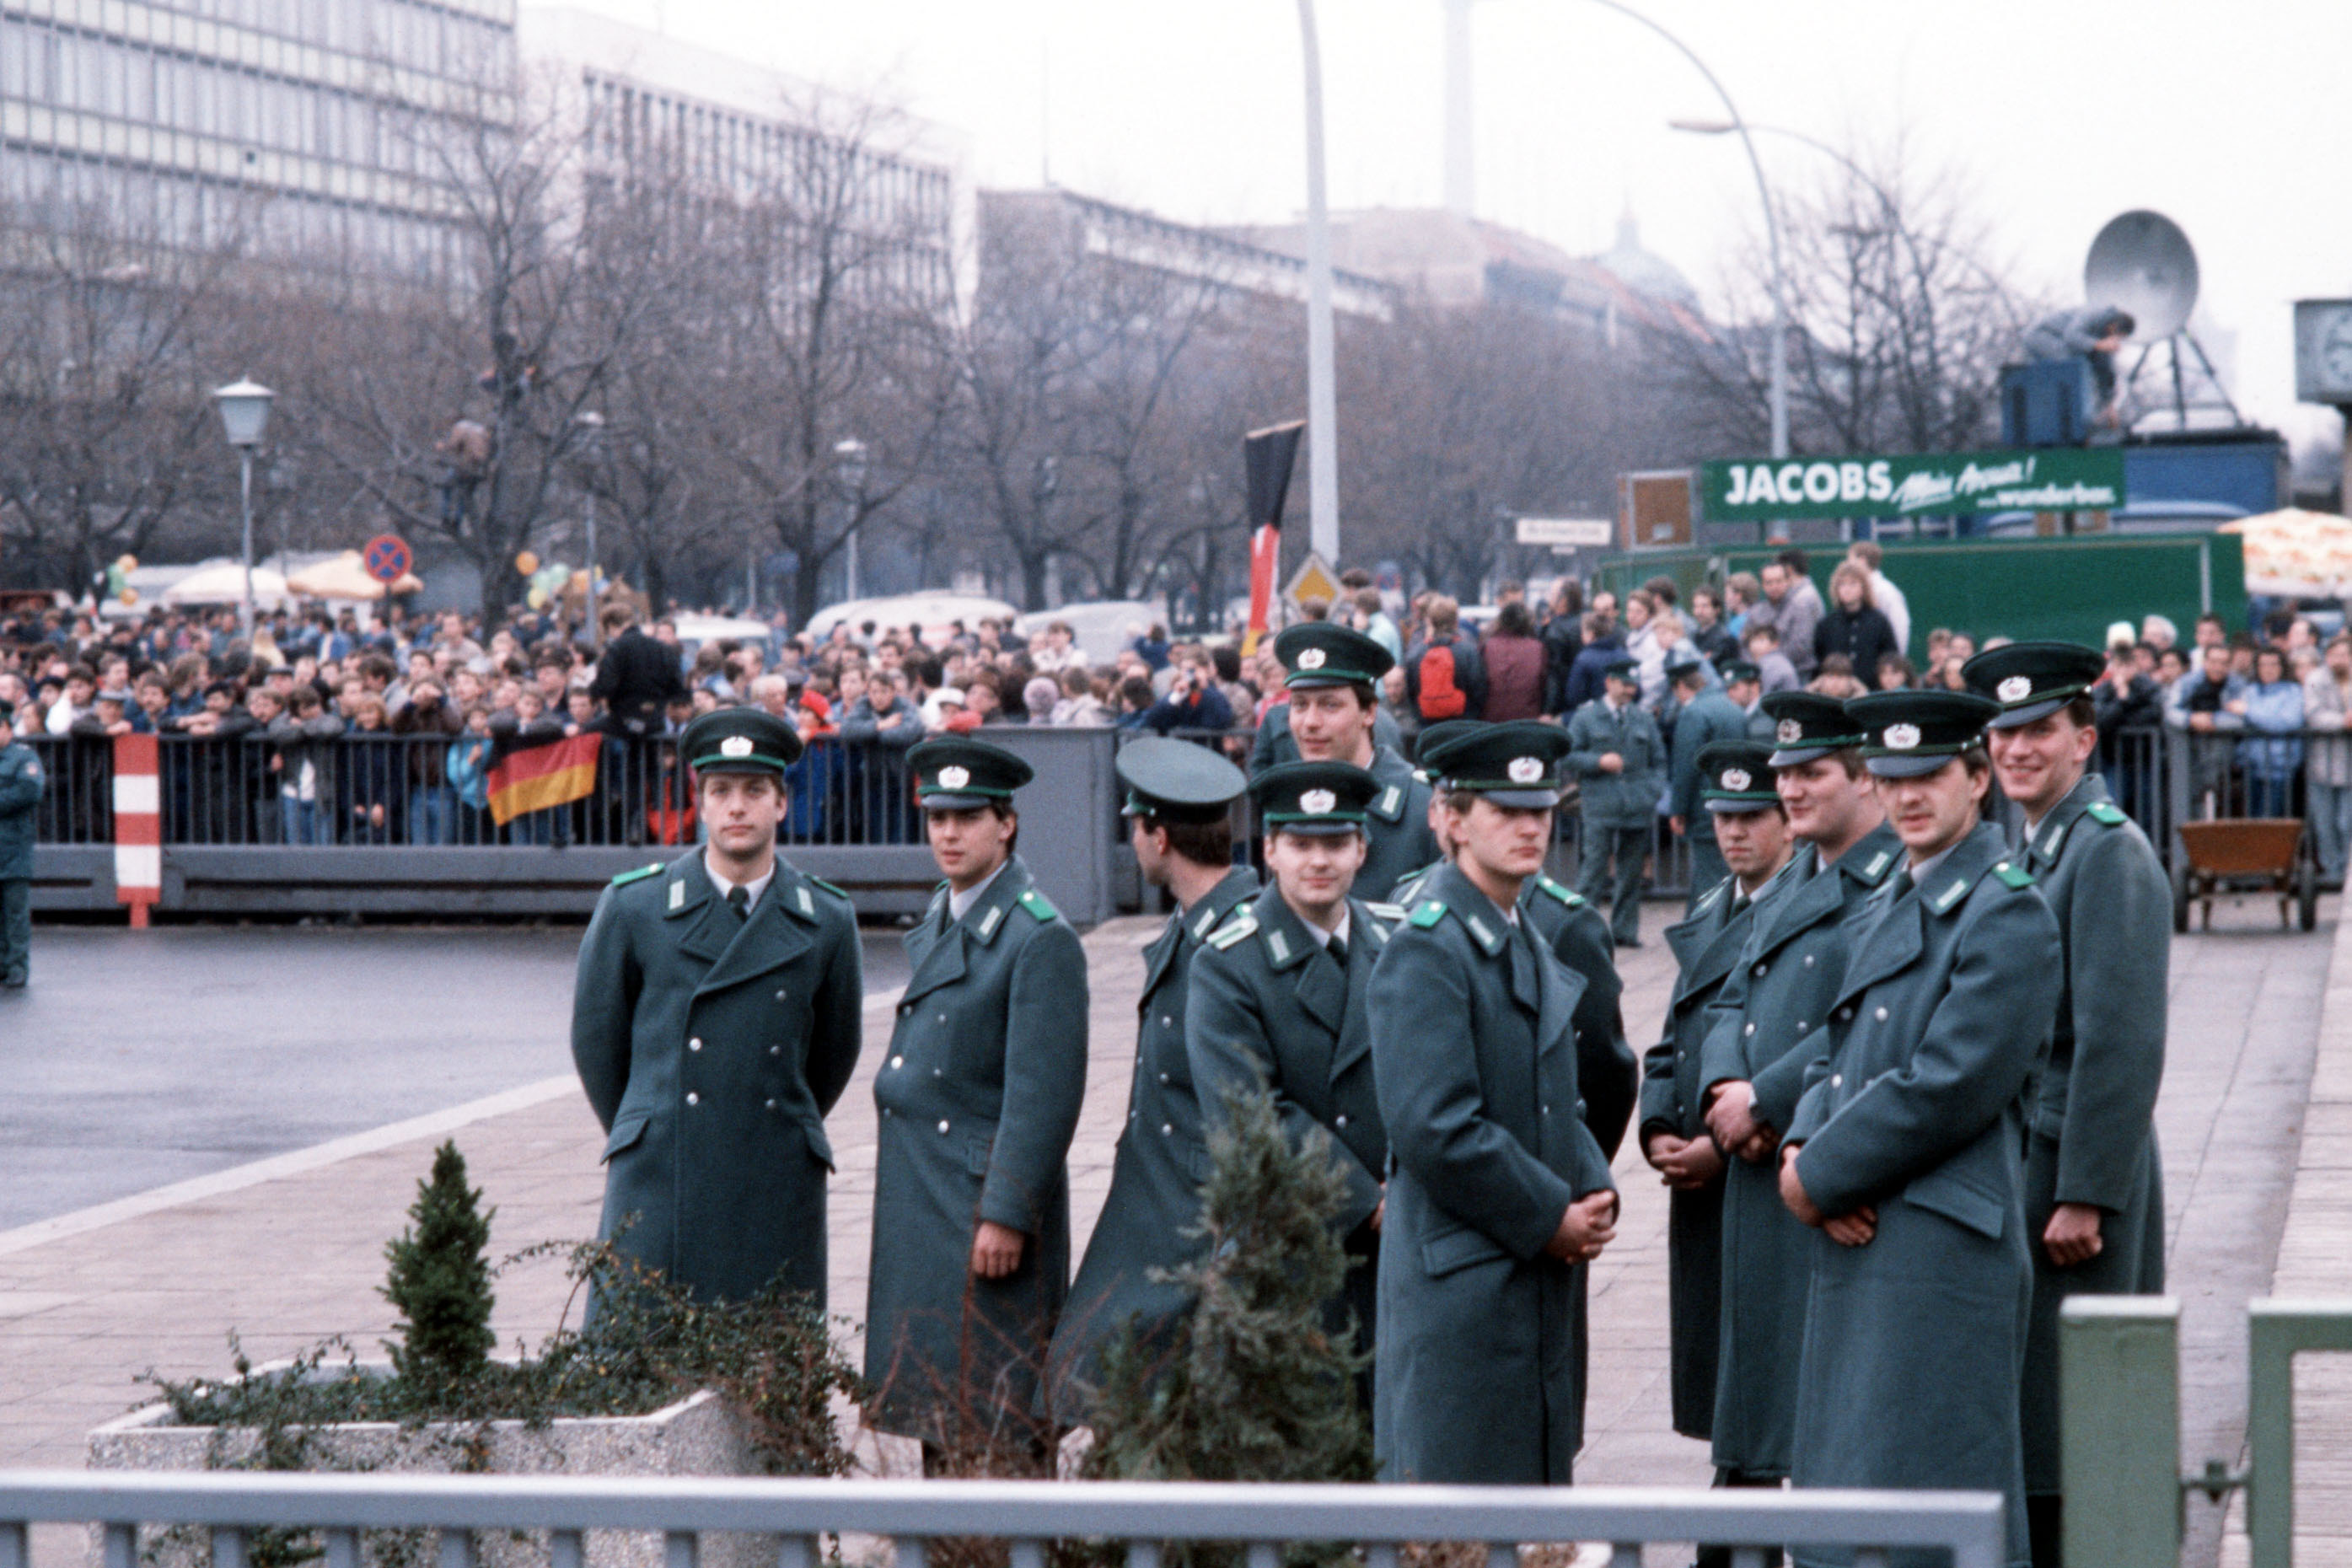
xmin=87 ymin=1365 xmax=766 ymax=1568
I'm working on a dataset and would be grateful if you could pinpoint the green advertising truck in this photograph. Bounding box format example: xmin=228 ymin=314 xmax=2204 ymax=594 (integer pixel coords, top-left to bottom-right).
xmin=1595 ymin=529 xmax=2244 ymax=658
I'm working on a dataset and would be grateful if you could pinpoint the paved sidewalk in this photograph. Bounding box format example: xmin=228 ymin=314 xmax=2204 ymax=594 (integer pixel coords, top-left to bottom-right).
xmin=0 ymin=894 xmax=2334 ymax=1568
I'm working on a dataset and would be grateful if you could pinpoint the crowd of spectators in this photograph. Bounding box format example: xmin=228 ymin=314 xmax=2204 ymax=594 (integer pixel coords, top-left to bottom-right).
xmin=9 ymin=545 xmax=2349 ymax=876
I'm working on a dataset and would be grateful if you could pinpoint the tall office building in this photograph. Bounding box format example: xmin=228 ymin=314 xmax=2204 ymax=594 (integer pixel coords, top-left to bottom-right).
xmin=0 ymin=0 xmax=516 ymax=283
xmin=519 ymin=7 xmax=967 ymax=311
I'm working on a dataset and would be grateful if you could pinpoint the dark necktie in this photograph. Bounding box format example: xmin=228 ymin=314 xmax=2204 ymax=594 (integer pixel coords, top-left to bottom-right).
xmin=727 ymin=885 xmax=749 ymax=921
xmin=1328 ymin=934 xmax=1349 ymax=969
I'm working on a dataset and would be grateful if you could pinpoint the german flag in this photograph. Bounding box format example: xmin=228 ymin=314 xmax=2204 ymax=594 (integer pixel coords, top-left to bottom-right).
xmin=487 ymin=733 xmax=600 ymax=826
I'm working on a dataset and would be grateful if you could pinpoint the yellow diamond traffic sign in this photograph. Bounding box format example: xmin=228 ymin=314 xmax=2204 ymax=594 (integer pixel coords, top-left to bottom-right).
xmin=1283 ymin=550 xmax=1342 ymax=615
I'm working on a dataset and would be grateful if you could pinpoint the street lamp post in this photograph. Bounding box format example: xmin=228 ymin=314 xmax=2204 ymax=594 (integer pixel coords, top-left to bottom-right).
xmin=1296 ymin=0 xmax=1341 ymax=564
xmin=575 ymin=411 xmax=605 ymax=647
xmin=212 ymin=379 xmax=276 ymax=640
xmin=1579 ymin=0 xmax=1788 ymax=458
xmin=833 ymin=438 xmax=868 ymax=604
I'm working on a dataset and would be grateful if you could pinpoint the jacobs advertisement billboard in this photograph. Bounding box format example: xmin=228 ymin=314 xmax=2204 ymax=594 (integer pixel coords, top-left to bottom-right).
xmin=1698 ymin=448 xmax=2127 ymax=524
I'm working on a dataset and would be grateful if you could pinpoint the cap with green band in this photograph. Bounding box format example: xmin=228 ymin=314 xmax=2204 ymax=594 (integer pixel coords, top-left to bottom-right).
xmin=1762 ymin=690 xmax=1868 ymax=768
xmin=1845 ymin=690 xmax=2000 ymax=778
xmin=1253 ymin=759 xmax=1378 ymax=835
xmin=1960 ymin=640 xmax=2106 ymax=730
xmin=1418 ymin=719 xmax=1572 ymax=808
xmin=1698 ymin=739 xmax=1781 ymax=810
xmin=909 ymin=735 xmax=1034 ymax=808
xmin=679 ymin=706 xmax=804 ymax=775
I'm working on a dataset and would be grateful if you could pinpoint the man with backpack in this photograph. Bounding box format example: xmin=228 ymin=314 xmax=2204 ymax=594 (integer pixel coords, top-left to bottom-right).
xmin=1403 ymin=596 xmax=1487 ymax=726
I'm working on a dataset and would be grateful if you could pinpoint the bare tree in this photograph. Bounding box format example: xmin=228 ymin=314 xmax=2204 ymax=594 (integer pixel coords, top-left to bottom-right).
xmin=1667 ymin=133 xmax=2040 ymax=458
xmin=0 ymin=194 xmax=259 ymax=591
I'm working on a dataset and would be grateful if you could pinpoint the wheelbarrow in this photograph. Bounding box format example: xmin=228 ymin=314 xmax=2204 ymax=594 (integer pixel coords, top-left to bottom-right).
xmin=2173 ymin=819 xmax=2317 ymax=932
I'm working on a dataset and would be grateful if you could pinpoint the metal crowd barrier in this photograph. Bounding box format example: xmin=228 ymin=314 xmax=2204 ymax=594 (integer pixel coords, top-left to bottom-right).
xmin=0 ymin=1469 xmax=2006 ymax=1568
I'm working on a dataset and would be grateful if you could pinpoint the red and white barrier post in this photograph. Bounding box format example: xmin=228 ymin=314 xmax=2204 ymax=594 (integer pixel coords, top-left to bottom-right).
xmin=111 ymin=733 xmax=160 ymax=927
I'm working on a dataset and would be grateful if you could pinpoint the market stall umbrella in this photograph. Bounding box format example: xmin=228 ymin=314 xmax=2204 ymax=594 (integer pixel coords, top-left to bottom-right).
xmin=159 ymin=563 xmax=291 ymax=607
xmin=285 ymin=549 xmax=423 ymax=599
xmin=2219 ymin=509 xmax=2352 ymax=600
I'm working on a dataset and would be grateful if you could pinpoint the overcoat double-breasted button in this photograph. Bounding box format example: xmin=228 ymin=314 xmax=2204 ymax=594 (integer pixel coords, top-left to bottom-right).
xmin=864 ymin=854 xmax=1088 ymax=1444
xmin=1695 ymin=822 xmax=1902 ymax=1480
xmin=1044 ymin=867 xmax=1258 ymax=1422
xmin=1369 ymin=862 xmax=1615 ymax=1485
xmin=571 ymin=851 xmax=863 ymax=1306
xmin=1780 ymin=824 xmax=2060 ymax=1568
xmin=2015 ymin=774 xmax=2169 ymax=1501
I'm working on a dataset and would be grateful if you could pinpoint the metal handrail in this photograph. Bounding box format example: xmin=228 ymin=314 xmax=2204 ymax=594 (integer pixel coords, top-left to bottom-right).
xmin=0 ymin=1470 xmax=2006 ymax=1568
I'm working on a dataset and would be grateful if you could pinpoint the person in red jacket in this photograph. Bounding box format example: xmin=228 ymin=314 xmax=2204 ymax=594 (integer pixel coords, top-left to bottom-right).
xmin=1481 ymin=601 xmax=1547 ymax=721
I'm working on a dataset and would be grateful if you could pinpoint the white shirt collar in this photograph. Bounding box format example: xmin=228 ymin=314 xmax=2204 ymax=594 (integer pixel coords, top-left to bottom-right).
xmin=1299 ymin=905 xmax=1352 ymax=950
xmin=1908 ymin=840 xmax=1963 ymax=885
xmin=948 ymin=858 xmax=1011 ymax=923
xmin=705 ymin=851 xmax=776 ymax=914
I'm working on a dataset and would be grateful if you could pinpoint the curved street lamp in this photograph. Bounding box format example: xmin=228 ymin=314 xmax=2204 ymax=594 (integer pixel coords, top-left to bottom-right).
xmin=212 ymin=378 xmax=276 ymax=639
xmin=1578 ymin=0 xmax=1789 ymax=459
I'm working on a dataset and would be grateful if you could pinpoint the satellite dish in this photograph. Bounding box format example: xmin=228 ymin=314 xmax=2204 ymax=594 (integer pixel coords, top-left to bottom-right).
xmin=2084 ymin=210 xmax=2199 ymax=341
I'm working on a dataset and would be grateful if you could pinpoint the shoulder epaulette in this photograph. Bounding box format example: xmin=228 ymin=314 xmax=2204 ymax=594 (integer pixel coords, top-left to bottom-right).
xmin=1533 ymin=874 xmax=1586 ymax=909
xmin=1206 ymin=915 xmax=1259 ymax=950
xmin=1018 ymin=888 xmax=1059 ymax=922
xmin=1992 ymin=860 xmax=2037 ymax=890
xmin=1409 ymin=899 xmax=1447 ymax=929
xmin=609 ymin=862 xmax=663 ymax=888
xmin=805 ymin=874 xmax=852 ymax=900
xmin=1855 ymin=847 xmax=1896 ymax=884
xmin=1364 ymin=901 xmax=1406 ymax=923
xmin=2085 ymin=801 xmax=2128 ymax=827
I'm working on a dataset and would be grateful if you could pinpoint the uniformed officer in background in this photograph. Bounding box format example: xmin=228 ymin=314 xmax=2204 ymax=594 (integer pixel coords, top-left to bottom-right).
xmin=0 ymin=699 xmax=42 ymax=991
xmin=1963 ymin=642 xmax=2170 ymax=1568
xmin=1047 ymin=739 xmax=1256 ymax=1421
xmin=1248 ymin=623 xmax=1435 ymax=901
xmin=1641 ymin=740 xmax=1793 ymax=1468
xmin=1371 ymin=721 xmax=1619 ymax=1484
xmin=866 ymin=737 xmax=1088 ymax=1466
xmin=571 ymin=707 xmax=865 ymax=1306
xmin=1699 ymin=694 xmax=1902 ymax=1525
xmin=1666 ymin=653 xmax=1755 ymax=910
xmin=1567 ymin=656 xmax=1668 ymax=948
xmin=1189 ymin=759 xmax=1393 ymax=1377
xmin=1776 ymin=691 xmax=2060 ymax=1568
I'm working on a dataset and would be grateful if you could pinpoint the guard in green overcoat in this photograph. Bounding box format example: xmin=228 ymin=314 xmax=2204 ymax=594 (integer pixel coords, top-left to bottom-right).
xmin=1641 ymin=741 xmax=1792 ymax=1444
xmin=1778 ymin=691 xmax=2061 ymax=1568
xmin=1698 ymin=694 xmax=1902 ymax=1491
xmin=1667 ymin=653 xmax=1754 ymax=911
xmin=1250 ymin=623 xmax=1435 ymax=901
xmin=1371 ymin=722 xmax=1619 ymax=1484
xmin=1964 ymin=643 xmax=2171 ymax=1568
xmin=1047 ymin=741 xmax=1256 ymax=1422
xmin=1567 ymin=657 xmax=1668 ymax=947
xmin=571 ymin=708 xmax=864 ymax=1306
xmin=1189 ymin=760 xmax=1393 ymax=1372
xmin=866 ymin=738 xmax=1089 ymax=1458
xmin=0 ymin=700 xmax=43 ymax=991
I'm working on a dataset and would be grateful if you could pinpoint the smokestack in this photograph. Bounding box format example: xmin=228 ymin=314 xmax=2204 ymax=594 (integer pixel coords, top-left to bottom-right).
xmin=1443 ymin=0 xmax=1474 ymax=217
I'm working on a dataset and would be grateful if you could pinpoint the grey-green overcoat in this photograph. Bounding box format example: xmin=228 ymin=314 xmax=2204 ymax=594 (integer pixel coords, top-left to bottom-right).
xmin=2016 ymin=773 xmax=2169 ymax=1496
xmin=1640 ymin=870 xmax=1771 ymax=1440
xmin=1370 ymin=862 xmax=1617 ymax=1484
xmin=0 ymin=740 xmax=41 ymax=880
xmin=865 ymin=855 xmax=1089 ymax=1442
xmin=571 ymin=851 xmax=864 ymax=1305
xmin=1566 ymin=698 xmax=1667 ymax=828
xmin=1356 ymin=745 xmax=1438 ymax=902
xmin=1668 ymin=690 xmax=1754 ymax=839
xmin=1046 ymin=866 xmax=1258 ymax=1420
xmin=1695 ymin=824 xmax=1903 ymax=1479
xmin=1187 ymin=884 xmax=1392 ymax=1355
xmin=1784 ymin=824 xmax=2060 ymax=1568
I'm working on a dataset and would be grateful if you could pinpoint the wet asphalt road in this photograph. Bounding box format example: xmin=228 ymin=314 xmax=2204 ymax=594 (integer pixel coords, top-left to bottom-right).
xmin=0 ymin=924 xmax=913 ymax=1232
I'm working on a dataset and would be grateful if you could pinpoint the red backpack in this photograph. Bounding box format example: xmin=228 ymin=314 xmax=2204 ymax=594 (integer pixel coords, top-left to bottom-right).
xmin=1417 ymin=641 xmax=1467 ymax=720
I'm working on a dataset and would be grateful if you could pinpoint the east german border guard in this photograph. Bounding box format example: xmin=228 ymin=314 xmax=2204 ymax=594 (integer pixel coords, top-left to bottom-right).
xmin=1047 ymin=739 xmax=1256 ymax=1421
xmin=0 ymin=699 xmax=43 ymax=991
xmin=1700 ymin=693 xmax=1902 ymax=1502
xmin=1964 ymin=642 xmax=2170 ymax=1568
xmin=1246 ymin=624 xmax=1434 ymax=901
xmin=571 ymin=706 xmax=864 ymax=1305
xmin=1777 ymin=691 xmax=2061 ymax=1568
xmin=1188 ymin=759 xmax=1393 ymax=1376
xmin=1567 ymin=655 xmax=1668 ymax=947
xmin=1666 ymin=652 xmax=1754 ymax=910
xmin=1641 ymin=740 xmax=1793 ymax=1453
xmin=1371 ymin=721 xmax=1619 ymax=1484
xmin=866 ymin=737 xmax=1088 ymax=1463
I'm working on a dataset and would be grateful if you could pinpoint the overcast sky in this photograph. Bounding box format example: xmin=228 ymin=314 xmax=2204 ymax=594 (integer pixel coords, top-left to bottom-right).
xmin=576 ymin=0 xmax=2349 ymax=464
